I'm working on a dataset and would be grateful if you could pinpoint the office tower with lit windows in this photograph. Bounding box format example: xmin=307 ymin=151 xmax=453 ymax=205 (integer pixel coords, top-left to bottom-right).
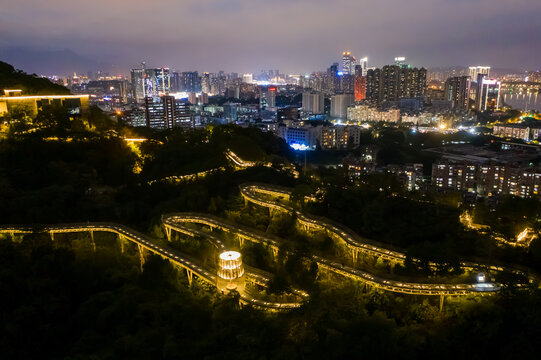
xmin=201 ymin=72 xmax=211 ymax=94
xmin=181 ymin=71 xmax=200 ymax=92
xmin=469 ymin=66 xmax=491 ymax=81
xmin=359 ymin=57 xmax=368 ymax=76
xmin=259 ymin=86 xmax=276 ymax=110
xmin=130 ymin=62 xmax=147 ymax=103
xmin=170 ymin=71 xmax=181 ymax=92
xmin=477 ymin=78 xmax=501 ymax=112
xmin=339 ymin=74 xmax=355 ymax=94
xmin=302 ymin=92 xmax=324 ymax=114
xmin=323 ymin=63 xmax=340 ymax=94
xmin=444 ymin=76 xmax=471 ymax=112
xmin=342 ymin=51 xmax=357 ymax=75
xmin=154 ymin=68 xmax=171 ymax=95
xmin=144 ymin=95 xmax=194 ymax=129
xmin=131 ymin=65 xmax=172 ymax=103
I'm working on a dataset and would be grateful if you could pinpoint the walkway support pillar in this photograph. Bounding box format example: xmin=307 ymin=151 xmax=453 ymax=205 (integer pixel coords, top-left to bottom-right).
xmin=118 ymin=235 xmax=125 ymax=254
xmin=272 ymin=247 xmax=279 ymax=259
xmin=352 ymin=249 xmax=358 ymax=265
xmin=138 ymin=244 xmax=146 ymax=272
xmin=186 ymin=269 xmax=193 ymax=286
xmin=165 ymin=226 xmax=172 ymax=242
xmin=50 ymin=231 xmax=55 ymax=241
xmin=439 ymin=295 xmax=445 ymax=312
xmin=90 ymin=231 xmax=96 ymax=252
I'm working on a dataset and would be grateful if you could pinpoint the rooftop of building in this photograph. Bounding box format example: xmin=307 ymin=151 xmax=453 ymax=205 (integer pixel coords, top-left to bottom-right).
xmin=425 ymin=143 xmax=539 ymax=166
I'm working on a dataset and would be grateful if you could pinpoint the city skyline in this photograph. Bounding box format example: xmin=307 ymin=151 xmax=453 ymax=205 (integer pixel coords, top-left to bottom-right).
xmin=1 ymin=0 xmax=541 ymax=75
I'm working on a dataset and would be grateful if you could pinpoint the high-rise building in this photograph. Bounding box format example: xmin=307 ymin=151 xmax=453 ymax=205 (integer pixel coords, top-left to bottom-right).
xmin=131 ymin=64 xmax=172 ymax=103
xmin=242 ymin=73 xmax=253 ymax=83
xmin=342 ymin=52 xmax=357 ymax=75
xmin=130 ymin=62 xmax=147 ymax=103
xmin=322 ymin=63 xmax=340 ymax=95
xmin=153 ymin=68 xmax=171 ymax=95
xmin=144 ymin=95 xmax=194 ymax=129
xmin=223 ymin=102 xmax=239 ymax=122
xmin=330 ymin=94 xmax=355 ymax=118
xmin=302 ymin=92 xmax=324 ymax=114
xmin=188 ymin=92 xmax=197 ymax=105
xmin=469 ymin=66 xmax=491 ymax=81
xmin=359 ymin=57 xmax=368 ymax=76
xmin=259 ymin=86 xmax=277 ymax=110
xmin=339 ymin=74 xmax=355 ymax=94
xmin=477 ymin=78 xmax=501 ymax=112
xmin=366 ymin=65 xmax=426 ymax=105
xmin=366 ymin=68 xmax=382 ymax=104
xmin=170 ymin=72 xmax=181 ymax=92
xmin=444 ymin=76 xmax=471 ymax=112
xmin=181 ymin=71 xmax=200 ymax=92
xmin=354 ymin=73 xmax=367 ymax=101
xmin=201 ymin=72 xmax=211 ymax=94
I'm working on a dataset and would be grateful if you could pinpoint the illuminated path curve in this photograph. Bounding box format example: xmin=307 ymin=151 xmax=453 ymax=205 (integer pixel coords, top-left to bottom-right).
xmin=1 ymin=198 xmax=536 ymax=310
xmin=236 ymin=183 xmax=540 ymax=291
xmin=164 ymin=213 xmax=502 ymax=296
xmin=0 ymin=223 xmax=303 ymax=310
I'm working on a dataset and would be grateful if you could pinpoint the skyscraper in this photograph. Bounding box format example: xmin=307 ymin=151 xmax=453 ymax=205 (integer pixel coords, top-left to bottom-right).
xmin=181 ymin=71 xmax=200 ymax=92
xmin=366 ymin=68 xmax=382 ymax=104
xmin=259 ymin=86 xmax=277 ymax=110
xmin=130 ymin=62 xmax=147 ymax=103
xmin=477 ymin=78 xmax=501 ymax=112
xmin=342 ymin=52 xmax=357 ymax=75
xmin=359 ymin=57 xmax=368 ymax=76
xmin=354 ymin=65 xmax=367 ymax=101
xmin=144 ymin=95 xmax=193 ymax=129
xmin=201 ymin=72 xmax=211 ymax=94
xmin=366 ymin=65 xmax=426 ymax=105
xmin=339 ymin=74 xmax=355 ymax=94
xmin=154 ymin=68 xmax=171 ymax=95
xmin=131 ymin=64 xmax=172 ymax=103
xmin=469 ymin=66 xmax=491 ymax=81
xmin=444 ymin=76 xmax=471 ymax=112
xmin=323 ymin=63 xmax=340 ymax=94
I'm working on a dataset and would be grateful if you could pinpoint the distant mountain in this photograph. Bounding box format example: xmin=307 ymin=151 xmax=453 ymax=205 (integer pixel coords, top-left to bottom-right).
xmin=0 ymin=47 xmax=108 ymax=77
xmin=0 ymin=61 xmax=70 ymax=95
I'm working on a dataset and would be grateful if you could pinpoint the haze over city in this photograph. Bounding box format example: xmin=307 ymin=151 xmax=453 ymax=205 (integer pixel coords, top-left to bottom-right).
xmin=2 ymin=1 xmax=541 ymax=359
xmin=1 ymin=0 xmax=541 ymax=75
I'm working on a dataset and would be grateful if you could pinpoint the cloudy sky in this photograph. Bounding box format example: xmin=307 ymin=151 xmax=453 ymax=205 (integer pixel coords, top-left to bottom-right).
xmin=1 ymin=0 xmax=540 ymax=75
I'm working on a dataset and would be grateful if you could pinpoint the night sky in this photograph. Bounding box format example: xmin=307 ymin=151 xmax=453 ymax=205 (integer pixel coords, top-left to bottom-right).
xmin=1 ymin=0 xmax=540 ymax=74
